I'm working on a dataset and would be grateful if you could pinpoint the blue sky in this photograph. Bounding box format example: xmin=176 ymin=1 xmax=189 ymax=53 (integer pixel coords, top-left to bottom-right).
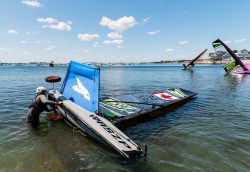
xmin=0 ymin=0 xmax=249 ymax=63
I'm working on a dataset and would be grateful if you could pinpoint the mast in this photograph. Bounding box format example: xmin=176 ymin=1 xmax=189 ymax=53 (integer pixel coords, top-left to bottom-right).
xmin=213 ymin=39 xmax=248 ymax=71
xmin=186 ymin=49 xmax=207 ymax=68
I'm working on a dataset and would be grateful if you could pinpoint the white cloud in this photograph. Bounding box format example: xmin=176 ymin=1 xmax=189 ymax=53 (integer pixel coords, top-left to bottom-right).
xmin=43 ymin=21 xmax=72 ymax=31
xmin=77 ymin=33 xmax=99 ymax=41
xmin=223 ymin=38 xmax=246 ymax=44
xmin=22 ymin=0 xmax=42 ymax=8
xmin=7 ymin=29 xmax=18 ymax=34
xmin=26 ymin=31 xmax=38 ymax=35
xmin=165 ymin=48 xmax=174 ymax=52
xmin=113 ymin=40 xmax=124 ymax=44
xmin=178 ymin=40 xmax=189 ymax=45
xmin=37 ymin=17 xmax=72 ymax=31
xmin=35 ymin=40 xmax=40 ymax=44
xmin=23 ymin=52 xmax=30 ymax=55
xmin=224 ymin=40 xmax=232 ymax=44
xmin=100 ymin=16 xmax=137 ymax=32
xmin=234 ymin=38 xmax=246 ymax=43
xmin=117 ymin=45 xmax=123 ymax=49
xmin=20 ymin=41 xmax=27 ymax=44
xmin=93 ymin=42 xmax=99 ymax=48
xmin=103 ymin=40 xmax=112 ymax=44
xmin=103 ymin=39 xmax=124 ymax=44
xmin=148 ymin=30 xmax=160 ymax=35
xmin=107 ymin=32 xmax=123 ymax=39
xmin=142 ymin=17 xmax=151 ymax=25
xmin=37 ymin=17 xmax=57 ymax=24
xmin=78 ymin=49 xmax=90 ymax=52
xmin=45 ymin=45 xmax=55 ymax=50
xmin=0 ymin=47 xmax=10 ymax=51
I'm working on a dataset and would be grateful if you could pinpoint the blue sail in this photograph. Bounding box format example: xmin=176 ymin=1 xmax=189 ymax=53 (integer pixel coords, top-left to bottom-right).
xmin=61 ymin=61 xmax=100 ymax=113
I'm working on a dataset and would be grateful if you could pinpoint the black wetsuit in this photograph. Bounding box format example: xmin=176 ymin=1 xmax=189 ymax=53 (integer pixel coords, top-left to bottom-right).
xmin=27 ymin=93 xmax=58 ymax=126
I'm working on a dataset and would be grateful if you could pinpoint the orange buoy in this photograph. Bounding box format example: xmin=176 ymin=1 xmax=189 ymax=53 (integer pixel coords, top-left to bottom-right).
xmin=45 ymin=76 xmax=61 ymax=83
xmin=50 ymin=115 xmax=62 ymax=121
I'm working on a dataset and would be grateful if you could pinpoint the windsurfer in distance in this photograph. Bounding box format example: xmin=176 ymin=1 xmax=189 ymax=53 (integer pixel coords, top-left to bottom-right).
xmin=27 ymin=86 xmax=62 ymax=126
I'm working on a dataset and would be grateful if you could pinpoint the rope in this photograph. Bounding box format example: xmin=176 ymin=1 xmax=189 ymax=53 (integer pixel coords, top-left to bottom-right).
xmin=63 ymin=118 xmax=86 ymax=136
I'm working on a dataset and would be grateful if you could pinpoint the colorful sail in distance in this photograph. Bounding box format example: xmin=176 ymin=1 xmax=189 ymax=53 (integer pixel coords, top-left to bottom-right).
xmin=224 ymin=61 xmax=239 ymax=73
xmin=183 ymin=49 xmax=207 ymax=70
xmin=212 ymin=42 xmax=223 ymax=49
xmin=212 ymin=39 xmax=249 ymax=73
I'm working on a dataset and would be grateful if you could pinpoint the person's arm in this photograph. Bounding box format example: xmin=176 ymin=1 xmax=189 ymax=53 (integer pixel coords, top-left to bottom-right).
xmin=44 ymin=105 xmax=51 ymax=112
xmin=39 ymin=95 xmax=60 ymax=105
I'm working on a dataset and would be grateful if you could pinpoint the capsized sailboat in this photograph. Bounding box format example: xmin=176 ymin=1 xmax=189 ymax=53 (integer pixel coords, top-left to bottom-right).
xmin=182 ymin=49 xmax=207 ymax=70
xmin=49 ymin=61 xmax=54 ymax=67
xmin=99 ymin=88 xmax=196 ymax=125
xmin=48 ymin=61 xmax=144 ymax=161
xmin=212 ymin=39 xmax=250 ymax=74
xmin=47 ymin=61 xmax=197 ymax=160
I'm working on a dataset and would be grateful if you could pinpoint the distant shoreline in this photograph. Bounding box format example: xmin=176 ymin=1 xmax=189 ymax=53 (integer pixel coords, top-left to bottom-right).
xmin=1 ymin=59 xmax=250 ymax=66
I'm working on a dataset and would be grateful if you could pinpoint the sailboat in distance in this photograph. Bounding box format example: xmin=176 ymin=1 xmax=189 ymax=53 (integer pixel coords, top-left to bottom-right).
xmin=182 ymin=49 xmax=207 ymax=70
xmin=212 ymin=39 xmax=250 ymax=74
xmin=49 ymin=61 xmax=54 ymax=67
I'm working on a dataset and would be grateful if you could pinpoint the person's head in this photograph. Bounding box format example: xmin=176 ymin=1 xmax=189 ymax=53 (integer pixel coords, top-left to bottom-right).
xmin=36 ymin=86 xmax=46 ymax=94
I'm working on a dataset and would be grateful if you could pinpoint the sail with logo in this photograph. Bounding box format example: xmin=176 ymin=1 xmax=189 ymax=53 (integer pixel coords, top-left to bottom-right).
xmin=61 ymin=61 xmax=100 ymax=113
xmin=52 ymin=61 xmax=144 ymax=161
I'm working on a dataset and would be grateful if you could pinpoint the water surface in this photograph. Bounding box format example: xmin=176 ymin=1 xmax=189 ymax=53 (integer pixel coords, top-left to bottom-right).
xmin=0 ymin=65 xmax=250 ymax=172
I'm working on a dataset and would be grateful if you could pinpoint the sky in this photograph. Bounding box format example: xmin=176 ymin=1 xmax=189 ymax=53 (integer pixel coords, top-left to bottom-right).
xmin=0 ymin=0 xmax=250 ymax=63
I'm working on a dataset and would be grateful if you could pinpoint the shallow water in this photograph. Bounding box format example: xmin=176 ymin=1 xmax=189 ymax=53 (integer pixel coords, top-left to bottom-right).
xmin=0 ymin=65 xmax=250 ymax=172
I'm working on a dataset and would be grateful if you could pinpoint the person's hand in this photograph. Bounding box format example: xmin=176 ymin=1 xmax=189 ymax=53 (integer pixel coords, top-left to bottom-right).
xmin=58 ymin=101 xmax=63 ymax=105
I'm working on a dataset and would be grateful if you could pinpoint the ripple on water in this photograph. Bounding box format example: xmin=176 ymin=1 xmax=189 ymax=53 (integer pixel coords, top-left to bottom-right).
xmin=1 ymin=65 xmax=250 ymax=171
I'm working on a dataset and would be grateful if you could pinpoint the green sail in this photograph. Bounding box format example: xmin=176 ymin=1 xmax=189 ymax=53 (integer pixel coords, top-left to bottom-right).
xmin=224 ymin=61 xmax=239 ymax=73
xmin=212 ymin=42 xmax=222 ymax=49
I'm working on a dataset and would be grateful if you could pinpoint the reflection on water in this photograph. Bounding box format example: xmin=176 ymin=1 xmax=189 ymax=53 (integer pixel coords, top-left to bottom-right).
xmin=0 ymin=65 xmax=250 ymax=172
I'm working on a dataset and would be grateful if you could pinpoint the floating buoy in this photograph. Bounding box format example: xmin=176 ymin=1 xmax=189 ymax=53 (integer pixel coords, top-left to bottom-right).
xmin=45 ymin=76 xmax=61 ymax=83
xmin=50 ymin=115 xmax=62 ymax=121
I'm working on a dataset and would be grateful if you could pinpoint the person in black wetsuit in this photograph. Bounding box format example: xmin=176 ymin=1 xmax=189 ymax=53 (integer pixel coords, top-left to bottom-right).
xmin=27 ymin=86 xmax=61 ymax=126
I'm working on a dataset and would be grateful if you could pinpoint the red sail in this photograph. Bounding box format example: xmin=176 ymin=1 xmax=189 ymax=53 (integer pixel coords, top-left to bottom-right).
xmin=185 ymin=49 xmax=208 ymax=68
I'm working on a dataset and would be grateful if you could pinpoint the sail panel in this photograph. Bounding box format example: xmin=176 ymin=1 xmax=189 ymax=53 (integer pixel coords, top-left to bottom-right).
xmin=185 ymin=49 xmax=207 ymax=68
xmin=61 ymin=61 xmax=100 ymax=113
xmin=212 ymin=39 xmax=248 ymax=71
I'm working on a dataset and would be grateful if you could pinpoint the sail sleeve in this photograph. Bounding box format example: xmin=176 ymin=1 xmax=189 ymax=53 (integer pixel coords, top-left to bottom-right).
xmin=61 ymin=61 xmax=100 ymax=113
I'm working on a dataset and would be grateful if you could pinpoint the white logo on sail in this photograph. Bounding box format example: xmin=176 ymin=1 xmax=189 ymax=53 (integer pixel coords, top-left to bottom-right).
xmin=72 ymin=77 xmax=91 ymax=101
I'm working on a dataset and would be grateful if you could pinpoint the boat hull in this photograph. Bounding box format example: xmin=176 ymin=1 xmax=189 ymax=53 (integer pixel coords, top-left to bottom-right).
xmin=53 ymin=91 xmax=144 ymax=160
xmin=99 ymin=88 xmax=197 ymax=126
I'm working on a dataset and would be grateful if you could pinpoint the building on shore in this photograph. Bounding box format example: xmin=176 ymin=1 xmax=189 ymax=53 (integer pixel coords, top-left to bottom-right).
xmin=238 ymin=49 xmax=250 ymax=60
xmin=208 ymin=49 xmax=250 ymax=61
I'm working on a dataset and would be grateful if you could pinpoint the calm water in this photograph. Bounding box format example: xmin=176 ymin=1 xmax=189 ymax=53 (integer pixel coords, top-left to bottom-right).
xmin=0 ymin=65 xmax=250 ymax=172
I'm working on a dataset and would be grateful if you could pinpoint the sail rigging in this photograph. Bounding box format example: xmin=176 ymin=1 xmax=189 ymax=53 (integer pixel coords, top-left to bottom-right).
xmin=212 ymin=39 xmax=249 ymax=72
xmin=183 ymin=49 xmax=207 ymax=70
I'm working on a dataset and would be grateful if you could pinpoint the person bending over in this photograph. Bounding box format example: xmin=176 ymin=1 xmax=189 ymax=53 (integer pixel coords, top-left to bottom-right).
xmin=27 ymin=86 xmax=61 ymax=126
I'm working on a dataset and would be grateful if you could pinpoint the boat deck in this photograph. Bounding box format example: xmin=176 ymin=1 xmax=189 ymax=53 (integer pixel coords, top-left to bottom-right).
xmin=99 ymin=88 xmax=197 ymax=126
